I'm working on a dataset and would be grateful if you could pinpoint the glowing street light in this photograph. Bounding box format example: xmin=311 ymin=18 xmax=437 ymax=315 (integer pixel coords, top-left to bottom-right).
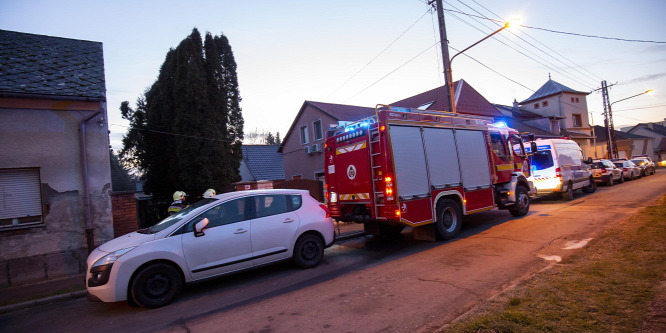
xmin=610 ymin=89 xmax=654 ymax=106
xmin=435 ymin=0 xmax=519 ymax=114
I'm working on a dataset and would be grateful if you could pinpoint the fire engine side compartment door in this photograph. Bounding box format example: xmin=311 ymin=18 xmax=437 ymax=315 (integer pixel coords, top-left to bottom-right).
xmin=389 ymin=125 xmax=432 ymax=226
xmin=455 ymin=129 xmax=494 ymax=213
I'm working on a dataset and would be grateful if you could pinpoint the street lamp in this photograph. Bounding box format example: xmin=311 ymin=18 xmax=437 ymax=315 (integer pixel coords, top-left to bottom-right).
xmin=610 ymin=90 xmax=654 ymax=107
xmin=435 ymin=0 xmax=518 ymax=114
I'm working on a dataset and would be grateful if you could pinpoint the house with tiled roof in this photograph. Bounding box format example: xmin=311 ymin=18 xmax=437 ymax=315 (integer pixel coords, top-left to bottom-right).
xmin=626 ymin=122 xmax=666 ymax=161
xmin=234 ymin=145 xmax=285 ymax=190
xmin=591 ymin=125 xmax=653 ymax=159
xmin=0 ymin=30 xmax=112 ymax=287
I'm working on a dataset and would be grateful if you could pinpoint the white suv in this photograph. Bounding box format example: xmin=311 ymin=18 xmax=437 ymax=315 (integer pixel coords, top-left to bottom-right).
xmin=86 ymin=189 xmax=334 ymax=308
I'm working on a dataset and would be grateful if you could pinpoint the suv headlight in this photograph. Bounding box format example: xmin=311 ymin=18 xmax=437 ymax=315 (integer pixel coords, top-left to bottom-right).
xmin=88 ymin=246 xmax=136 ymax=287
xmin=92 ymin=246 xmax=136 ymax=268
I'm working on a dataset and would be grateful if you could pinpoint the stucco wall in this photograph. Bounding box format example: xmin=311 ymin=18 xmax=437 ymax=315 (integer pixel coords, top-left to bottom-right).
xmin=282 ymin=105 xmax=336 ymax=180
xmin=0 ymin=102 xmax=113 ymax=286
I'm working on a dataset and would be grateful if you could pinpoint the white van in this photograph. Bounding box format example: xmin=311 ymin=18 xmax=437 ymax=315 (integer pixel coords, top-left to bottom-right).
xmin=525 ymin=139 xmax=596 ymax=200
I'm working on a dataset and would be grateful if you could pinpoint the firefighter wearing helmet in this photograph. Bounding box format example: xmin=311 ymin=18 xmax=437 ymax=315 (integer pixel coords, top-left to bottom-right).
xmin=202 ymin=189 xmax=216 ymax=198
xmin=168 ymin=191 xmax=189 ymax=216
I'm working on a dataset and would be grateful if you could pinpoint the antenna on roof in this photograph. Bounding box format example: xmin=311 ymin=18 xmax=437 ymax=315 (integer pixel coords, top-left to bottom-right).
xmin=548 ymin=73 xmax=551 ymax=80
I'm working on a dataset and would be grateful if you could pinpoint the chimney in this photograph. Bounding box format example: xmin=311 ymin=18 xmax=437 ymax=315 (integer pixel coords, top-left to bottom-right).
xmin=513 ymin=99 xmax=519 ymax=108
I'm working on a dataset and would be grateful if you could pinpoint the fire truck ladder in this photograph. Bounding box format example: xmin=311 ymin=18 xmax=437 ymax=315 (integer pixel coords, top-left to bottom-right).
xmin=369 ymin=127 xmax=386 ymax=220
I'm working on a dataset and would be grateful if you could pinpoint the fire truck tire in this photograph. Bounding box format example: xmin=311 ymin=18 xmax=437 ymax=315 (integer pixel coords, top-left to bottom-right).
xmin=434 ymin=199 xmax=462 ymax=240
xmin=562 ymin=181 xmax=574 ymax=201
xmin=582 ymin=177 xmax=597 ymax=193
xmin=293 ymin=234 xmax=324 ymax=268
xmin=509 ymin=185 xmax=530 ymax=217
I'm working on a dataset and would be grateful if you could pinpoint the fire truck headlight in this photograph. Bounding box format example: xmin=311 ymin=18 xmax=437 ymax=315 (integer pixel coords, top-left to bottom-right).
xmin=330 ymin=192 xmax=337 ymax=203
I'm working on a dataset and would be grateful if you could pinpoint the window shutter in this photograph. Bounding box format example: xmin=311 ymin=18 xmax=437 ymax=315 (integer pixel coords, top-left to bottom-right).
xmin=0 ymin=169 xmax=43 ymax=220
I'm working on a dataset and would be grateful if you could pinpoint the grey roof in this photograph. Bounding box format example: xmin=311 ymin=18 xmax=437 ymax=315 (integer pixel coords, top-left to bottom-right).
xmin=519 ymin=79 xmax=587 ymax=105
xmin=307 ymin=101 xmax=376 ymax=121
xmin=592 ymin=125 xmax=651 ymax=142
xmin=0 ymin=29 xmax=106 ymax=99
xmin=241 ymin=145 xmax=285 ymax=181
xmin=494 ymin=104 xmax=543 ymax=119
xmin=629 ymin=122 xmax=666 ymax=136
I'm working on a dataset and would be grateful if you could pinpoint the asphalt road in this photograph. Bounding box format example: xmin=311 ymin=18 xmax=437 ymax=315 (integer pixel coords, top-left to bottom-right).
xmin=1 ymin=170 xmax=664 ymax=333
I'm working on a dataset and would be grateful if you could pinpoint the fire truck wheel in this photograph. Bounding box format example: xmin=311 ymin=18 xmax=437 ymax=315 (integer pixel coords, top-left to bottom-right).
xmin=435 ymin=199 xmax=462 ymax=240
xmin=509 ymin=185 xmax=530 ymax=217
xmin=293 ymin=234 xmax=324 ymax=268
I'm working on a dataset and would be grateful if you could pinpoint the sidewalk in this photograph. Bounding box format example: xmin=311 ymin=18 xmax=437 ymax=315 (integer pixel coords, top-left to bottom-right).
xmin=0 ymin=221 xmax=366 ymax=314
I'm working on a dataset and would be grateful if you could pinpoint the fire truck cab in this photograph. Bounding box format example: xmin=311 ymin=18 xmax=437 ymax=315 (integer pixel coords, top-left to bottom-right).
xmin=324 ymin=105 xmax=535 ymax=241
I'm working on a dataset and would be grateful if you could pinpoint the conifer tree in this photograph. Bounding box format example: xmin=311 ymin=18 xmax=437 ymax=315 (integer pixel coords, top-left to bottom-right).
xmin=120 ymin=28 xmax=243 ymax=202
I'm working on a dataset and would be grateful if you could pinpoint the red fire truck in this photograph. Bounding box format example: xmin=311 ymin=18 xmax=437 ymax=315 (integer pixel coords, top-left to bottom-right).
xmin=324 ymin=105 xmax=536 ymax=240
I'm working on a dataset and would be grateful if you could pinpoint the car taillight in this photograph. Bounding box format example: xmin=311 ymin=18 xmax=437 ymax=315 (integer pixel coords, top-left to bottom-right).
xmin=623 ymin=168 xmax=628 ymax=172
xmin=601 ymin=168 xmax=607 ymax=174
xmin=319 ymin=204 xmax=330 ymax=218
xmin=555 ymin=167 xmax=561 ymax=181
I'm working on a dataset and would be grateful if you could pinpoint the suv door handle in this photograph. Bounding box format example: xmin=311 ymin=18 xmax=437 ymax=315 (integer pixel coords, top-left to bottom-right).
xmin=234 ymin=229 xmax=248 ymax=234
xmin=283 ymin=218 xmax=294 ymax=223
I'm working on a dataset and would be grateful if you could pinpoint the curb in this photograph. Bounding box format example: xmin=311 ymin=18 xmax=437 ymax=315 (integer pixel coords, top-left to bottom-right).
xmin=0 ymin=290 xmax=87 ymax=314
xmin=335 ymin=231 xmax=366 ymax=242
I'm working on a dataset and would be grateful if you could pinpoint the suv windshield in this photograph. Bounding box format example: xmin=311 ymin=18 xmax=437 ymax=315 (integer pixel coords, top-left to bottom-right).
xmin=145 ymin=198 xmax=217 ymax=234
xmin=590 ymin=162 xmax=605 ymax=169
xmin=631 ymin=159 xmax=647 ymax=166
xmin=529 ymin=150 xmax=554 ymax=170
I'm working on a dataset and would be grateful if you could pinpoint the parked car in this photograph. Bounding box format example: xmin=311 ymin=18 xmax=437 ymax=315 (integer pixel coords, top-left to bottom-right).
xmin=590 ymin=159 xmax=623 ymax=186
xmin=86 ymin=189 xmax=335 ymax=308
xmin=631 ymin=156 xmax=656 ymax=176
xmin=526 ymin=138 xmax=596 ymax=200
xmin=613 ymin=160 xmax=639 ymax=180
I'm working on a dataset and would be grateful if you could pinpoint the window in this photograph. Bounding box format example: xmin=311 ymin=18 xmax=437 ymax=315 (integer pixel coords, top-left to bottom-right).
xmin=254 ymin=195 xmax=288 ymax=218
xmin=575 ymin=97 xmax=580 ymax=103
xmin=534 ymin=103 xmax=540 ymax=109
xmin=572 ymin=114 xmax=582 ymax=127
xmin=529 ymin=151 xmax=555 ymax=170
xmin=0 ymin=168 xmax=43 ymax=230
xmin=571 ymin=97 xmax=575 ymax=103
xmin=198 ymin=198 xmax=248 ymax=229
xmin=490 ymin=133 xmax=509 ymax=161
xmin=300 ymin=125 xmax=309 ymax=145
xmin=542 ymin=101 xmax=548 ymax=107
xmin=292 ymin=175 xmax=302 ymax=180
xmin=313 ymin=120 xmax=323 ymax=141
xmin=287 ymin=195 xmax=302 ymax=211
xmin=417 ymin=101 xmax=435 ymax=110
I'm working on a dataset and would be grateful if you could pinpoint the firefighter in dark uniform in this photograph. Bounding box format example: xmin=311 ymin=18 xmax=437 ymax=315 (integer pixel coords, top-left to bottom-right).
xmin=168 ymin=191 xmax=189 ymax=215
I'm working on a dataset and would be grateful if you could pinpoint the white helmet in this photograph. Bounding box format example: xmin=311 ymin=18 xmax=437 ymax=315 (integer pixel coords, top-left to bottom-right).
xmin=173 ymin=191 xmax=186 ymax=201
xmin=203 ymin=189 xmax=216 ymax=198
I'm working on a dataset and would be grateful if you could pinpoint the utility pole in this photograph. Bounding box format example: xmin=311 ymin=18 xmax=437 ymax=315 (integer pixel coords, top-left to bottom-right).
xmin=434 ymin=0 xmax=457 ymax=114
xmin=600 ymin=80 xmax=618 ymax=159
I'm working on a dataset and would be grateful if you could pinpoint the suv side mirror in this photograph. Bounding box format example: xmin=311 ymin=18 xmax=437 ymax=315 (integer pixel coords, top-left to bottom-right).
xmin=530 ymin=142 xmax=538 ymax=154
xmin=195 ymin=218 xmax=209 ymax=237
xmin=585 ymin=157 xmax=593 ymax=164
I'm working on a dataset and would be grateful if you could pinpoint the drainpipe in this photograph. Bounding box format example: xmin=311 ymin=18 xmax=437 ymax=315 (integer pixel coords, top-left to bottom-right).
xmin=79 ymin=102 xmax=104 ymax=254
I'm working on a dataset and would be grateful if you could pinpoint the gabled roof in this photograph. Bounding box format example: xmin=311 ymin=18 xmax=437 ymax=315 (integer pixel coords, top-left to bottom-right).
xmin=391 ymin=79 xmax=504 ymax=117
xmin=0 ymin=30 xmax=105 ymax=99
xmin=629 ymin=122 xmax=666 ymax=136
xmin=592 ymin=125 xmax=651 ymax=142
xmin=240 ymin=145 xmax=285 ymax=181
xmin=519 ymin=79 xmax=587 ymax=105
xmin=279 ymin=101 xmax=375 ymax=152
xmin=501 ymin=118 xmax=561 ymax=138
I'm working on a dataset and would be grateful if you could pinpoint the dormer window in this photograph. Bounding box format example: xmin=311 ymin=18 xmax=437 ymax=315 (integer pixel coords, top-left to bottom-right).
xmin=542 ymin=101 xmax=548 ymax=107
xmin=534 ymin=103 xmax=540 ymax=109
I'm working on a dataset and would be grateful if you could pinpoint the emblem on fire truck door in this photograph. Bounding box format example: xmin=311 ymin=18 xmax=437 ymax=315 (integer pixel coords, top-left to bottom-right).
xmin=347 ymin=165 xmax=357 ymax=180
xmin=401 ymin=203 xmax=407 ymax=214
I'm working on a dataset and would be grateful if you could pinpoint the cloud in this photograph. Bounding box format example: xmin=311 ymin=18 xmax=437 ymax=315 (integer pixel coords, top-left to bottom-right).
xmin=621 ymin=73 xmax=666 ymax=85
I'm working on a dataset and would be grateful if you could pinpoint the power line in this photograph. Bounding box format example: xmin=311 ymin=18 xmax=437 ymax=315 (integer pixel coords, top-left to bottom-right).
xmin=449 ymin=45 xmax=534 ymax=92
xmin=443 ymin=5 xmax=596 ymax=90
xmin=464 ymin=0 xmax=604 ymax=83
xmin=110 ymin=124 xmax=237 ymax=143
xmin=441 ymin=7 xmax=666 ymax=44
xmin=344 ymin=42 xmax=439 ymax=103
xmin=326 ymin=8 xmax=431 ymax=100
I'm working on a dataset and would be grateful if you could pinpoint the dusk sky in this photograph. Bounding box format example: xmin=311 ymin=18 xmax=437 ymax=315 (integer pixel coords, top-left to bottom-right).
xmin=2 ymin=0 xmax=665 ymax=150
